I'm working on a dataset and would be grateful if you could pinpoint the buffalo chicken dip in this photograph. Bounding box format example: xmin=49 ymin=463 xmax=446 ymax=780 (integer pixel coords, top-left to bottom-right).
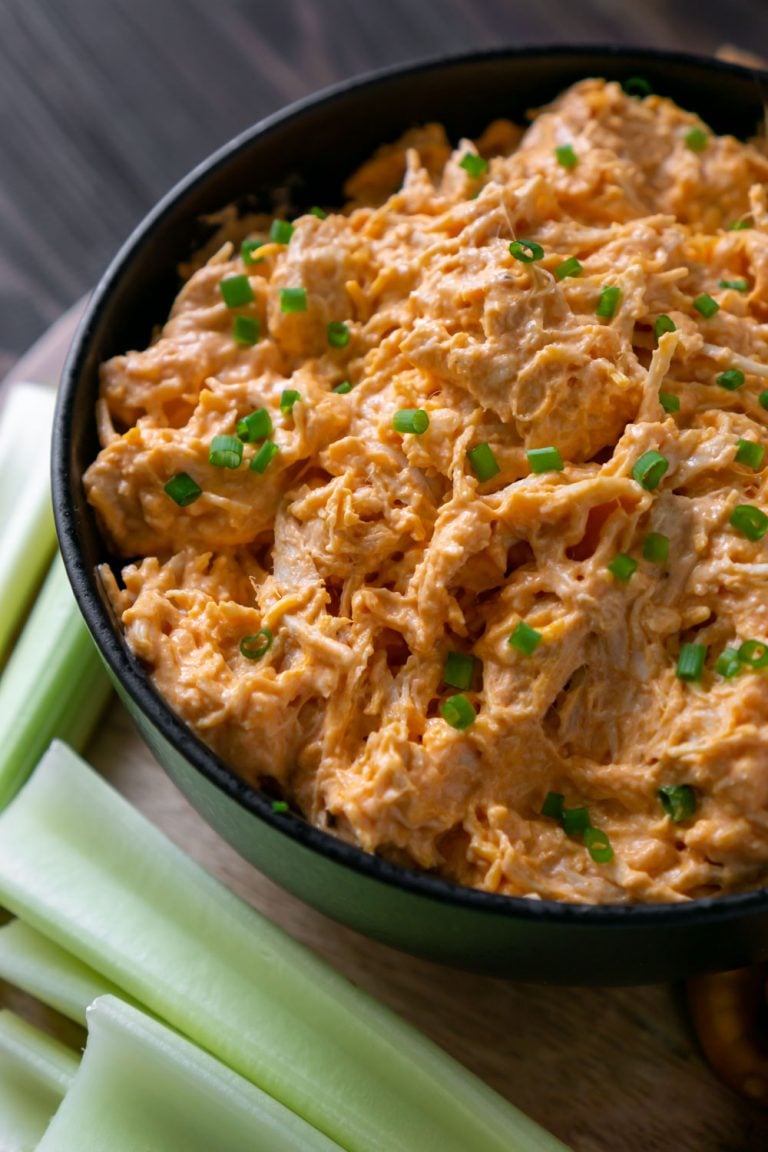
xmin=85 ymin=79 xmax=768 ymax=903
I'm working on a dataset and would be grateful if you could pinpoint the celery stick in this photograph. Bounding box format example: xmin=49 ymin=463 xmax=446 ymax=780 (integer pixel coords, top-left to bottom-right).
xmin=0 ymin=553 xmax=112 ymax=810
xmin=0 ymin=920 xmax=129 ymax=1027
xmin=0 ymin=1009 xmax=77 ymax=1151
xmin=37 ymin=995 xmax=343 ymax=1152
xmin=0 ymin=382 xmax=57 ymax=664
xmin=0 ymin=742 xmax=569 ymax=1152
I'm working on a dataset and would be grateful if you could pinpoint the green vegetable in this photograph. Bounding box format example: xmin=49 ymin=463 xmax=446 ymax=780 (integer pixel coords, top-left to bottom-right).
xmin=760 ymin=391 xmax=768 ymax=411
xmin=715 ymin=648 xmax=741 ymax=679
xmin=684 ymin=127 xmax=708 ymax=152
xmin=737 ymin=639 xmax=768 ymax=669
xmin=607 ymin=554 xmax=637 ymax=583
xmin=233 ymin=315 xmax=260 ymax=345
xmin=250 ymin=441 xmax=280 ymax=474
xmin=237 ymin=408 xmax=273 ymax=443
xmin=596 ymin=286 xmax=621 ymax=318
xmin=554 ymin=257 xmax=582 ymax=280
xmin=729 ymin=219 xmax=752 ymax=230
xmin=561 ymin=807 xmax=590 ymax=837
xmin=526 ymin=446 xmax=564 ymax=474
xmin=441 ymin=694 xmax=477 ymax=730
xmin=622 ymin=76 xmax=652 ymax=97
xmin=0 ymin=382 xmax=57 ymax=664
xmin=393 ymin=409 xmax=429 ymax=435
xmin=654 ymin=315 xmax=676 ymax=340
xmin=443 ymin=652 xmax=476 ymax=691
xmin=0 ymin=742 xmax=567 ymax=1152
xmin=37 ymin=996 xmax=343 ymax=1152
xmin=0 ymin=1008 xmax=77 ymax=1151
xmin=554 ymin=144 xmax=578 ymax=170
xmin=241 ymin=239 xmax=265 ymax=265
xmin=541 ymin=792 xmax=564 ymax=820
xmin=164 ymin=472 xmax=202 ymax=506
xmin=279 ymin=287 xmax=307 ymax=313
xmin=239 ymin=630 xmax=273 ymax=660
xmin=642 ymin=533 xmax=669 ymax=564
xmin=509 ymin=240 xmax=544 ymax=263
xmin=659 ymin=392 xmax=680 ymax=414
xmin=467 ymin=442 xmax=500 ymax=482
xmin=270 ymin=220 xmax=294 ymax=245
xmin=717 ymin=368 xmax=745 ymax=391
xmin=729 ymin=504 xmax=768 ymax=541
xmin=0 ymin=555 xmax=112 ymax=810
xmin=280 ymin=390 xmax=301 ymax=414
xmin=583 ymin=827 xmax=614 ymax=864
xmin=508 ymin=621 xmax=542 ymax=656
xmin=327 ymin=321 xmax=350 ymax=348
xmin=658 ymin=785 xmax=697 ymax=823
xmin=220 ymin=275 xmax=254 ymax=308
xmin=458 ymin=152 xmax=488 ymax=179
xmin=209 ymin=435 xmax=244 ymax=469
xmin=693 ymin=293 xmax=719 ymax=319
xmin=333 ymin=381 xmax=352 ymax=394
xmin=676 ymin=642 xmax=707 ymax=682
xmin=309 ymin=207 xmax=327 ymax=220
xmin=735 ymin=439 xmax=765 ymax=470
xmin=632 ymin=450 xmax=669 ymax=491
xmin=718 ymin=278 xmax=749 ymax=292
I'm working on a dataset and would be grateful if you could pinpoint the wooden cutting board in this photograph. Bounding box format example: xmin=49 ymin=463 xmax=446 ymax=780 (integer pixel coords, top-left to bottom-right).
xmin=2 ymin=307 xmax=767 ymax=1152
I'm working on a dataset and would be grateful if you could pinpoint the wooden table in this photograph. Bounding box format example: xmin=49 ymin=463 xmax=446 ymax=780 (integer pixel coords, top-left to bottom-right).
xmin=3 ymin=3 xmax=768 ymax=1149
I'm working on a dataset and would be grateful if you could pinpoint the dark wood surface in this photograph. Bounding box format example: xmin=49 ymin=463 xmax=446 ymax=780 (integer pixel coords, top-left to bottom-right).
xmin=3 ymin=3 xmax=768 ymax=1150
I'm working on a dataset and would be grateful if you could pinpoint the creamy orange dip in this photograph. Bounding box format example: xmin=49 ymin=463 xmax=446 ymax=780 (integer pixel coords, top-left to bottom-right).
xmin=85 ymin=79 xmax=768 ymax=904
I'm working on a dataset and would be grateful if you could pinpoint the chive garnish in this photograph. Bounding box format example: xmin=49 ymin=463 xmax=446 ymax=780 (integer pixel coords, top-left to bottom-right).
xmin=654 ymin=314 xmax=676 ymax=340
xmin=737 ymin=639 xmax=768 ymax=669
xmin=393 ymin=409 xmax=429 ymax=435
xmin=729 ymin=504 xmax=768 ymax=541
xmin=718 ymin=278 xmax=749 ymax=292
xmin=269 ymin=219 xmax=294 ymax=244
xmin=459 ymin=152 xmax=489 ymax=179
xmin=208 ymin=435 xmax=243 ymax=469
xmin=541 ymin=791 xmax=565 ymax=820
xmin=509 ymin=239 xmax=544 ymax=263
xmin=607 ymin=554 xmax=637 ymax=582
xmin=164 ymin=472 xmax=202 ymax=507
xmin=716 ymin=647 xmax=742 ymax=678
xmin=562 ymin=807 xmax=591 ymax=837
xmin=508 ymin=621 xmax=542 ymax=656
xmin=659 ymin=392 xmax=680 ymax=414
xmin=623 ymin=76 xmax=652 ymax=97
xmin=596 ymin=286 xmax=621 ymax=318
xmin=693 ymin=293 xmax=719 ymax=318
xmin=729 ymin=219 xmax=752 ymax=231
xmin=441 ymin=694 xmax=477 ymax=730
xmin=526 ymin=446 xmax=564 ymax=474
xmin=271 ymin=799 xmax=290 ymax=813
xmin=717 ymin=368 xmax=745 ymax=391
xmin=443 ymin=651 xmax=476 ymax=691
xmin=327 ymin=321 xmax=350 ymax=348
xmin=642 ymin=532 xmax=669 ymax=564
xmin=554 ymin=257 xmax=582 ymax=280
xmin=241 ymin=239 xmax=265 ymax=265
xmin=232 ymin=316 xmax=260 ymax=346
xmin=280 ymin=287 xmax=307 ymax=313
xmin=467 ymin=442 xmax=500 ymax=481
xmin=760 ymin=391 xmax=768 ymax=411
xmin=239 ymin=629 xmax=273 ymax=660
xmin=250 ymin=441 xmax=280 ymax=474
xmin=632 ymin=450 xmax=669 ymax=491
xmin=309 ymin=206 xmax=327 ymax=219
xmin=658 ymin=784 xmax=696 ymax=823
xmin=676 ymin=642 xmax=707 ymax=682
xmin=684 ymin=127 xmax=708 ymax=152
xmin=220 ymin=275 xmax=254 ymax=308
xmin=735 ymin=439 xmax=765 ymax=470
xmin=333 ymin=381 xmax=352 ymax=394
xmin=280 ymin=389 xmax=301 ymax=414
xmin=583 ymin=827 xmax=614 ymax=864
xmin=236 ymin=408 xmax=272 ymax=443
xmin=554 ymin=144 xmax=578 ymax=170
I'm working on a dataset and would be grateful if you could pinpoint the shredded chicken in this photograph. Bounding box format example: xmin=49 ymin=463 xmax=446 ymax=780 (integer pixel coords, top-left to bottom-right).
xmin=85 ymin=79 xmax=768 ymax=903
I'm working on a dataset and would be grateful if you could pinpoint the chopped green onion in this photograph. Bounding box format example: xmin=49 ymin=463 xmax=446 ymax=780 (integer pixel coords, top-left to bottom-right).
xmin=271 ymin=799 xmax=290 ymax=814
xmin=220 ymin=275 xmax=254 ymax=308
xmin=309 ymin=206 xmax=327 ymax=219
xmin=280 ymin=389 xmax=301 ymax=414
xmin=562 ymin=807 xmax=591 ymax=837
xmin=642 ymin=532 xmax=669 ymax=564
xmin=333 ymin=381 xmax=352 ymax=394
xmin=729 ymin=219 xmax=752 ymax=230
xmin=715 ymin=647 xmax=742 ymax=678
xmin=607 ymin=553 xmax=637 ymax=582
xmin=208 ymin=435 xmax=243 ymax=469
xmin=693 ymin=293 xmax=719 ymax=318
xmin=239 ymin=629 xmax=272 ymax=660
xmin=623 ymin=76 xmax=652 ymax=97
xmin=658 ymin=784 xmax=697 ymax=823
xmin=458 ymin=152 xmax=488 ymax=179
xmin=735 ymin=438 xmax=765 ymax=470
xmin=327 ymin=321 xmax=350 ymax=348
xmin=659 ymin=392 xmax=680 ymax=413
xmin=596 ymin=286 xmax=621 ymax=318
xmin=632 ymin=450 xmax=669 ymax=491
xmin=508 ymin=621 xmax=542 ymax=656
xmin=237 ymin=408 xmax=273 ymax=443
xmin=467 ymin=442 xmax=500 ymax=481
xmin=737 ymin=639 xmax=768 ymax=669
xmin=718 ymin=278 xmax=749 ymax=292
xmin=541 ymin=791 xmax=564 ymax=820
xmin=554 ymin=256 xmax=582 ymax=280
xmin=654 ymin=314 xmax=676 ymax=340
xmin=676 ymin=642 xmax=707 ymax=682
xmin=240 ymin=239 xmax=265 ymax=265
xmin=279 ymin=287 xmax=307 ymax=313
xmin=526 ymin=446 xmax=564 ymax=474
xmin=232 ymin=315 xmax=260 ymax=345
xmin=269 ymin=219 xmax=294 ymax=244
xmin=684 ymin=127 xmax=708 ymax=152
xmin=441 ymin=694 xmax=477 ymax=730
xmin=164 ymin=472 xmax=202 ymax=506
xmin=509 ymin=239 xmax=544 ymax=263
xmin=443 ymin=651 xmax=476 ymax=691
xmin=249 ymin=441 xmax=280 ymax=474
xmin=729 ymin=504 xmax=768 ymax=541
xmin=583 ymin=827 xmax=614 ymax=864
xmin=554 ymin=144 xmax=578 ymax=170
xmin=393 ymin=409 xmax=429 ymax=435
xmin=760 ymin=391 xmax=768 ymax=411
xmin=717 ymin=368 xmax=745 ymax=391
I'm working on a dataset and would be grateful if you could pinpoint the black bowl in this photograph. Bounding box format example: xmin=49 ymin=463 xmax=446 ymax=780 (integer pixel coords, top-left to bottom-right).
xmin=54 ymin=45 xmax=768 ymax=984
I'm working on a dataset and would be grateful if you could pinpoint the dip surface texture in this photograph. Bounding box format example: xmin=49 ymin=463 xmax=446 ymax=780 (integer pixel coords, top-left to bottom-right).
xmin=85 ymin=79 xmax=768 ymax=903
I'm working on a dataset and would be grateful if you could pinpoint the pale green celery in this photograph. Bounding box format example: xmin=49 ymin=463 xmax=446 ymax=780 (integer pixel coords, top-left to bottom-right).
xmin=0 ymin=742 xmax=569 ymax=1152
xmin=0 ymin=920 xmax=129 ymax=1027
xmin=0 ymin=552 xmax=112 ymax=809
xmin=0 ymin=1008 xmax=78 ymax=1151
xmin=37 ymin=995 xmax=343 ymax=1152
xmin=0 ymin=382 xmax=57 ymax=664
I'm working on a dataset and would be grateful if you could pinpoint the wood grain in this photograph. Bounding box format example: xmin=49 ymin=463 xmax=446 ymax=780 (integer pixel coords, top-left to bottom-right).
xmin=3 ymin=3 xmax=768 ymax=1148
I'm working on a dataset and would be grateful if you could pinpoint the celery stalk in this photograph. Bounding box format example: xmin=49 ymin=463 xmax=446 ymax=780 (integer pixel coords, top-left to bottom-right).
xmin=0 ymin=553 xmax=112 ymax=809
xmin=0 ymin=920 xmax=128 ymax=1027
xmin=0 ymin=742 xmax=569 ymax=1152
xmin=37 ymin=995 xmax=344 ymax=1152
xmin=0 ymin=382 xmax=57 ymax=665
xmin=0 ymin=1008 xmax=77 ymax=1151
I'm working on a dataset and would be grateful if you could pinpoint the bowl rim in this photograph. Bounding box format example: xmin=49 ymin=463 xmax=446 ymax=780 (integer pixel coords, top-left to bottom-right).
xmin=54 ymin=42 xmax=768 ymax=929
